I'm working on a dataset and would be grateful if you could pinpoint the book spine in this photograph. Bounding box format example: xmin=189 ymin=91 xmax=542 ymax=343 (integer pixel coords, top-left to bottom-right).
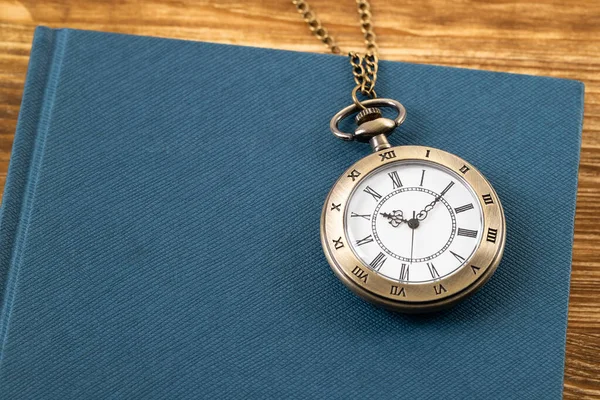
xmin=0 ymin=27 xmax=69 ymax=358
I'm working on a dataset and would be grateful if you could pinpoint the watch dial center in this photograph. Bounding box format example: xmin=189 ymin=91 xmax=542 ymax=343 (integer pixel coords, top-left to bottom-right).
xmin=407 ymin=218 xmax=419 ymax=229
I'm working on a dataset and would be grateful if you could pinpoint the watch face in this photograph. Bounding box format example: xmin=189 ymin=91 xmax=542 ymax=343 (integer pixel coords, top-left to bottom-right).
xmin=345 ymin=160 xmax=483 ymax=283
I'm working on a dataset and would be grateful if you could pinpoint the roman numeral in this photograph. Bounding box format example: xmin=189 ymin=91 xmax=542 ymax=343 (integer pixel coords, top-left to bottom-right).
xmin=363 ymin=186 xmax=382 ymax=202
xmin=454 ymin=203 xmax=474 ymax=214
xmin=399 ymin=263 xmax=409 ymax=281
xmin=486 ymin=228 xmax=498 ymax=243
xmin=425 ymin=149 xmax=431 ymax=158
xmin=347 ymin=169 xmax=361 ymax=181
xmin=388 ymin=171 xmax=403 ymax=189
xmin=420 ymin=169 xmax=426 ymax=186
xmin=370 ymin=252 xmax=387 ymax=271
xmin=330 ymin=203 xmax=341 ymax=212
xmin=459 ymin=165 xmax=470 ymax=174
xmin=471 ymin=265 xmax=481 ymax=275
xmin=482 ymin=193 xmax=494 ymax=205
xmin=379 ymin=150 xmax=396 ymax=161
xmin=356 ymin=235 xmax=374 ymax=247
xmin=351 ymin=266 xmax=368 ymax=283
xmin=350 ymin=212 xmax=371 ymax=221
xmin=457 ymin=228 xmax=478 ymax=238
xmin=427 ymin=262 xmax=440 ymax=279
xmin=390 ymin=285 xmax=406 ymax=297
xmin=332 ymin=237 xmax=344 ymax=250
xmin=440 ymin=181 xmax=455 ymax=197
xmin=450 ymin=250 xmax=465 ymax=262
xmin=434 ymin=283 xmax=447 ymax=295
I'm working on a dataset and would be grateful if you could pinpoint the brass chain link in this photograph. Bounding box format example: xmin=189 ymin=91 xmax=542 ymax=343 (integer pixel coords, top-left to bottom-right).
xmin=292 ymin=0 xmax=379 ymax=107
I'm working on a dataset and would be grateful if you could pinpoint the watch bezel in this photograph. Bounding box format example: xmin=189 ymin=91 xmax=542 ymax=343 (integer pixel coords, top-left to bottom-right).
xmin=320 ymin=145 xmax=506 ymax=313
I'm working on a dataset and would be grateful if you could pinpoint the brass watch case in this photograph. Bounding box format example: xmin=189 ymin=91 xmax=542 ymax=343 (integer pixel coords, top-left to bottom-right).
xmin=320 ymin=145 xmax=506 ymax=313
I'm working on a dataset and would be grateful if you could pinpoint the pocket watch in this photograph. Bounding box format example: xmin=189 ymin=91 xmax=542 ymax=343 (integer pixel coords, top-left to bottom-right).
xmin=294 ymin=0 xmax=506 ymax=312
xmin=320 ymin=100 xmax=505 ymax=312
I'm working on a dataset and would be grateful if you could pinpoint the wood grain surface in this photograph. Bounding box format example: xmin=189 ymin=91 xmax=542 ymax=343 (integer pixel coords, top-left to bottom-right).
xmin=1 ymin=0 xmax=599 ymax=397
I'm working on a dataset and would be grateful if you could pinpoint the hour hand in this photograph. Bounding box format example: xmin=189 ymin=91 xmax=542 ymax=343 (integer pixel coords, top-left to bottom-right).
xmin=380 ymin=210 xmax=408 ymax=227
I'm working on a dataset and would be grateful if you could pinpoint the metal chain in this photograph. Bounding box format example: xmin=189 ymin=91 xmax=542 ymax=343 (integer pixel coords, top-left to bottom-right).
xmin=292 ymin=0 xmax=379 ymax=105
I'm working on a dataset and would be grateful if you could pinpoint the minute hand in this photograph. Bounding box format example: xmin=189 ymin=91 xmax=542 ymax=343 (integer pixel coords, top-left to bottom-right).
xmin=416 ymin=181 xmax=454 ymax=221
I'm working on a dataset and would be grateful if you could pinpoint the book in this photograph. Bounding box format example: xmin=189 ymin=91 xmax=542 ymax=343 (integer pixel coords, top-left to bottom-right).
xmin=0 ymin=27 xmax=584 ymax=399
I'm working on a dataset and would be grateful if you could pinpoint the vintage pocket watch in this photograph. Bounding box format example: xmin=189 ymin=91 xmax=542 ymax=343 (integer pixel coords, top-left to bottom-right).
xmin=320 ymin=99 xmax=506 ymax=313
xmin=293 ymin=0 xmax=506 ymax=312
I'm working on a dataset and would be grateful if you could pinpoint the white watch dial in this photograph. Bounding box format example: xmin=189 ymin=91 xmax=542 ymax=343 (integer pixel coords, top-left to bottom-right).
xmin=345 ymin=160 xmax=483 ymax=283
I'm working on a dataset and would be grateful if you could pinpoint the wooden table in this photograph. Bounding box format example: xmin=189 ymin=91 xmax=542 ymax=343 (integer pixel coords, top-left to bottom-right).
xmin=1 ymin=1 xmax=599 ymax=397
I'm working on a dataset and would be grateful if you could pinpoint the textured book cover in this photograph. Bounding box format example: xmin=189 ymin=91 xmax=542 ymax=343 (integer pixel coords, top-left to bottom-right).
xmin=0 ymin=27 xmax=584 ymax=399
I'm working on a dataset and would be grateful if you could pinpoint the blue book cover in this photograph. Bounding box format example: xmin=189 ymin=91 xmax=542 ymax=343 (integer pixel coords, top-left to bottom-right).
xmin=0 ymin=27 xmax=584 ymax=399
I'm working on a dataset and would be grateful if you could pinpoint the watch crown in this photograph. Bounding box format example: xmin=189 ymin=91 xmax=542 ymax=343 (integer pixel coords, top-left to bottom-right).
xmin=355 ymin=107 xmax=382 ymax=126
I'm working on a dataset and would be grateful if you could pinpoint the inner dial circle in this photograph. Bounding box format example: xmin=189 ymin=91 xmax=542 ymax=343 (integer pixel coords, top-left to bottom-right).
xmin=372 ymin=187 xmax=456 ymax=263
xmin=344 ymin=160 xmax=484 ymax=284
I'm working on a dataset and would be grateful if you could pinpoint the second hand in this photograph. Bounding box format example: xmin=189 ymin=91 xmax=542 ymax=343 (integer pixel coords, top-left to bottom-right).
xmin=409 ymin=211 xmax=416 ymax=264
